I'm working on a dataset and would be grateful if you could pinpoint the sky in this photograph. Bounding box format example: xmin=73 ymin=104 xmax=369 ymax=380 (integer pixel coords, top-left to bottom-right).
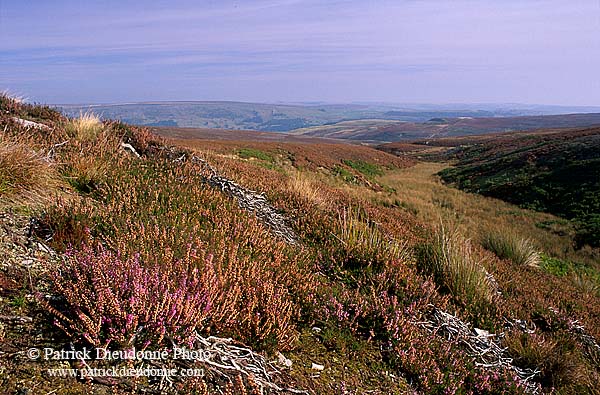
xmin=1 ymin=0 xmax=599 ymax=105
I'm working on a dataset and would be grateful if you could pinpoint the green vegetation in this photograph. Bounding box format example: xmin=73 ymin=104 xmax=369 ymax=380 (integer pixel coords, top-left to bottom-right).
xmin=332 ymin=165 xmax=358 ymax=183
xmin=540 ymin=254 xmax=571 ymax=277
xmin=236 ymin=147 xmax=274 ymax=162
xmin=342 ymin=159 xmax=384 ymax=178
xmin=439 ymin=127 xmax=600 ymax=248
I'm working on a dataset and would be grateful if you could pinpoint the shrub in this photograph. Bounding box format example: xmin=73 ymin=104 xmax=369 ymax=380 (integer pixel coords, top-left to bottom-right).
xmin=481 ymin=230 xmax=540 ymax=267
xmin=1 ymin=92 xmax=64 ymax=122
xmin=47 ymin=242 xmax=216 ymax=348
xmin=574 ymin=214 xmax=600 ymax=248
xmin=333 ymin=165 xmax=358 ymax=184
xmin=418 ymin=224 xmax=495 ymax=306
xmin=391 ymin=322 xmax=526 ymax=394
xmin=539 ymin=253 xmax=570 ymax=276
xmin=44 ymin=159 xmax=311 ymax=351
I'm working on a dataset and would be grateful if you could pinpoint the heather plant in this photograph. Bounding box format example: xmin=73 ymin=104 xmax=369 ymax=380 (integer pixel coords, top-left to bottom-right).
xmin=481 ymin=229 xmax=540 ymax=267
xmin=4 ymin=98 xmax=599 ymax=394
xmin=45 ymin=157 xmax=313 ymax=351
xmin=47 ymin=242 xmax=216 ymax=348
xmin=418 ymin=223 xmax=495 ymax=307
xmin=391 ymin=323 xmax=527 ymax=394
xmin=1 ymin=92 xmax=64 ymax=123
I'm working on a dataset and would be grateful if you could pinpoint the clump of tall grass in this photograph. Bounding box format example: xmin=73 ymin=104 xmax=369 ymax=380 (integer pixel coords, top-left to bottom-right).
xmin=288 ymin=172 xmax=325 ymax=207
xmin=418 ymin=224 xmax=495 ymax=306
xmin=0 ymin=133 xmax=57 ymax=203
xmin=481 ymin=230 xmax=540 ymax=267
xmin=61 ymin=123 xmax=121 ymax=193
xmin=337 ymin=208 xmax=410 ymax=269
xmin=66 ymin=111 xmax=102 ymax=141
xmin=571 ymin=272 xmax=600 ymax=297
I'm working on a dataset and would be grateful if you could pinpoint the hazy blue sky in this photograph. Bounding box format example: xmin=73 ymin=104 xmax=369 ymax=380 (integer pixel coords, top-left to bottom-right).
xmin=1 ymin=0 xmax=599 ymax=105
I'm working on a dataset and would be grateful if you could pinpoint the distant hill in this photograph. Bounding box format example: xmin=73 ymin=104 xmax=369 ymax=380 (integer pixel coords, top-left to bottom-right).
xmin=418 ymin=126 xmax=600 ymax=248
xmin=56 ymin=101 xmax=600 ymax=134
xmin=57 ymin=101 xmax=392 ymax=131
xmin=149 ymin=125 xmax=349 ymax=144
xmin=292 ymin=113 xmax=600 ymax=142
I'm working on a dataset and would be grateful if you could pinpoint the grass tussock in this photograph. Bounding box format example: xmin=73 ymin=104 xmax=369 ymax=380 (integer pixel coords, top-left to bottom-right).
xmin=66 ymin=111 xmax=103 ymax=141
xmin=419 ymin=223 xmax=495 ymax=306
xmin=571 ymin=272 xmax=600 ymax=297
xmin=481 ymin=230 xmax=540 ymax=267
xmin=62 ymin=126 xmax=122 ymax=193
xmin=287 ymin=171 xmax=326 ymax=207
xmin=338 ymin=208 xmax=410 ymax=268
xmin=0 ymin=134 xmax=58 ymax=203
xmin=504 ymin=331 xmax=595 ymax=391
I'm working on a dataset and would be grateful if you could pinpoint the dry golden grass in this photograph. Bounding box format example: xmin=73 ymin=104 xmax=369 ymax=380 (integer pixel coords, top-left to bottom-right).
xmin=66 ymin=111 xmax=102 ymax=141
xmin=346 ymin=162 xmax=595 ymax=267
xmin=60 ymin=127 xmax=122 ymax=193
xmin=338 ymin=208 xmax=411 ymax=263
xmin=571 ymin=272 xmax=600 ymax=297
xmin=0 ymin=133 xmax=59 ymax=205
xmin=287 ymin=171 xmax=326 ymax=207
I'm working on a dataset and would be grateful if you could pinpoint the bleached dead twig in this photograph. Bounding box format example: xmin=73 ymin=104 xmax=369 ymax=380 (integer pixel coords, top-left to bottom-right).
xmin=170 ymin=334 xmax=308 ymax=394
xmin=12 ymin=117 xmax=50 ymax=130
xmin=416 ymin=306 xmax=541 ymax=394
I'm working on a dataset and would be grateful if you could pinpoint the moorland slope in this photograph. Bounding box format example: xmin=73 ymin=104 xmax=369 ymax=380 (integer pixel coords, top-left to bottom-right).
xmin=417 ymin=127 xmax=600 ymax=249
xmin=1 ymin=95 xmax=599 ymax=394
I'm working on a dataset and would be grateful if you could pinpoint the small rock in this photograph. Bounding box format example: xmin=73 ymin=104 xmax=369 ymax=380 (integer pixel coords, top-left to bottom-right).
xmin=276 ymin=351 xmax=293 ymax=368
xmin=311 ymin=362 xmax=324 ymax=371
xmin=21 ymin=259 xmax=34 ymax=267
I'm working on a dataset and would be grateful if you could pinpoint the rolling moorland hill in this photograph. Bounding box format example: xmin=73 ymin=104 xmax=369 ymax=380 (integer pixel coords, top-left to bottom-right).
xmin=382 ymin=127 xmax=600 ymax=249
xmin=292 ymin=113 xmax=600 ymax=143
xmin=57 ymin=101 xmax=600 ymax=137
xmin=1 ymin=95 xmax=600 ymax=394
xmin=148 ymin=124 xmax=348 ymax=144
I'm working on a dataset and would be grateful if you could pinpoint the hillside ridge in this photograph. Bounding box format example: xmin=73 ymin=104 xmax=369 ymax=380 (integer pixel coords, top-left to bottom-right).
xmin=1 ymin=95 xmax=599 ymax=394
